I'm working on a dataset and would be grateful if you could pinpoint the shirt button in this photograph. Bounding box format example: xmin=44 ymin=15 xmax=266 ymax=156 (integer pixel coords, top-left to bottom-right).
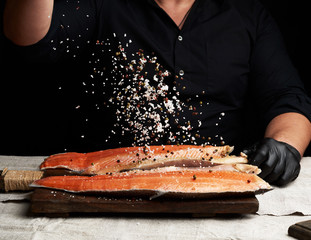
xmin=179 ymin=70 xmax=185 ymax=76
xmin=178 ymin=35 xmax=183 ymax=41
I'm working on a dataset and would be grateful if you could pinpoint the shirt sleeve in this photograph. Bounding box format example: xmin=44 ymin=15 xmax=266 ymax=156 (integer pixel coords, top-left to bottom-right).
xmin=5 ymin=0 xmax=99 ymax=63
xmin=249 ymin=0 xmax=311 ymax=127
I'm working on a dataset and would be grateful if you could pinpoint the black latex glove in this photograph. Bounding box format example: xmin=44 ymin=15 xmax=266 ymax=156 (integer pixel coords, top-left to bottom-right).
xmin=242 ymin=138 xmax=301 ymax=186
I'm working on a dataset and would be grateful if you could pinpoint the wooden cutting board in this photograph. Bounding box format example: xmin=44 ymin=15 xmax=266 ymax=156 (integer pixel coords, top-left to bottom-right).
xmin=288 ymin=220 xmax=311 ymax=240
xmin=1 ymin=168 xmax=260 ymax=217
xmin=30 ymin=188 xmax=259 ymax=217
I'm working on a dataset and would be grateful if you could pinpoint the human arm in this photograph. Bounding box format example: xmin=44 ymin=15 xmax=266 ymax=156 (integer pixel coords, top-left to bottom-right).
xmin=3 ymin=0 xmax=98 ymax=62
xmin=265 ymin=112 xmax=311 ymax=156
xmin=243 ymin=113 xmax=311 ymax=186
xmin=3 ymin=0 xmax=54 ymax=46
xmin=242 ymin=1 xmax=311 ymax=186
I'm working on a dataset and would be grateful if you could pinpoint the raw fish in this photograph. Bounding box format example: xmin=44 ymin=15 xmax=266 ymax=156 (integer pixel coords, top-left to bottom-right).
xmin=40 ymin=145 xmax=247 ymax=175
xmin=31 ymin=166 xmax=271 ymax=198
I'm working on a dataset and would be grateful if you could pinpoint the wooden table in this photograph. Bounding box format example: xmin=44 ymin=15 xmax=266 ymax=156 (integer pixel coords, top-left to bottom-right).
xmin=1 ymin=155 xmax=311 ymax=240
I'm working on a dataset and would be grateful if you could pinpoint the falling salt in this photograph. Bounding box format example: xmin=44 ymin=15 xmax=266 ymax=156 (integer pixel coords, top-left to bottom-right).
xmin=62 ymin=31 xmax=227 ymax=147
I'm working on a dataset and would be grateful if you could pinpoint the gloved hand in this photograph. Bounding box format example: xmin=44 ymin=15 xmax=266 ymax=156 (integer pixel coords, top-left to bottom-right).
xmin=242 ymin=138 xmax=301 ymax=186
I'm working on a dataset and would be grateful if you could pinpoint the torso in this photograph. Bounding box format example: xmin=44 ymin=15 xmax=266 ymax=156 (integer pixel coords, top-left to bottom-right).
xmin=153 ymin=0 xmax=196 ymax=29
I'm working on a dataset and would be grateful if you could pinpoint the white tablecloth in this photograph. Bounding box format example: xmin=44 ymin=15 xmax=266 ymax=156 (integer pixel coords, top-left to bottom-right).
xmin=1 ymin=156 xmax=310 ymax=240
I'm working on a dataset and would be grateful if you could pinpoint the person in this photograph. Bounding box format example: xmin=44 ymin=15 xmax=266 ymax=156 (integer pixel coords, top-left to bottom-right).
xmin=3 ymin=0 xmax=311 ymax=186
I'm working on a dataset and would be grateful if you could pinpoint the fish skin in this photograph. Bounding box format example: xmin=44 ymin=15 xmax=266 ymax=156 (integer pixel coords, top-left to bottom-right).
xmin=31 ymin=167 xmax=272 ymax=198
xmin=40 ymin=145 xmax=242 ymax=175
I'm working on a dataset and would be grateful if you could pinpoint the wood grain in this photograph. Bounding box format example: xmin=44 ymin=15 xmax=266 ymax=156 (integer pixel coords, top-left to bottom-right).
xmin=30 ymin=188 xmax=259 ymax=217
xmin=288 ymin=220 xmax=311 ymax=240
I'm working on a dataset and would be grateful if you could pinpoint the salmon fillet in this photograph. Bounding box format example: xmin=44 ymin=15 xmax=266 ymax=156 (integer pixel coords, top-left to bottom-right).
xmin=40 ymin=145 xmax=247 ymax=175
xmin=31 ymin=167 xmax=271 ymax=198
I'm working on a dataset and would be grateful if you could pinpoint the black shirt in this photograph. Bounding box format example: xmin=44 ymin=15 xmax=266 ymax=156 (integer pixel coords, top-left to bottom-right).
xmin=7 ymin=0 xmax=311 ymax=153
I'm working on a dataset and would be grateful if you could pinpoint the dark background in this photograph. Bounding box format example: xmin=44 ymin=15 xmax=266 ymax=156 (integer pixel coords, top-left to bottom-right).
xmin=0 ymin=0 xmax=310 ymax=155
